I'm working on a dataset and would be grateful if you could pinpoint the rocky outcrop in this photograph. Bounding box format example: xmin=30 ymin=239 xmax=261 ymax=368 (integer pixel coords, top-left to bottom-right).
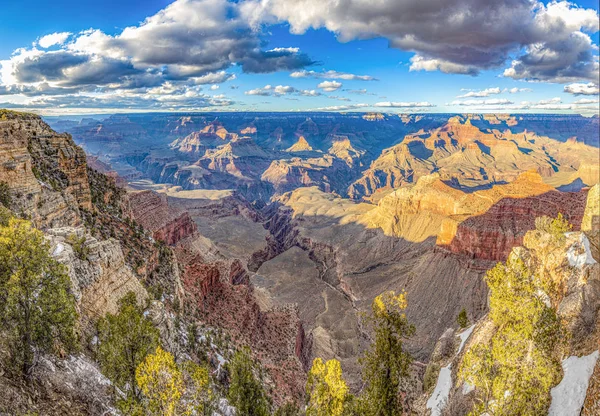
xmin=0 ymin=111 xmax=92 ymax=228
xmin=176 ymin=242 xmax=309 ymax=403
xmin=47 ymin=227 xmax=148 ymax=320
xmin=424 ymin=217 xmax=600 ymax=415
xmin=128 ymin=190 xmax=197 ymax=246
xmin=286 ymin=136 xmax=313 ymax=152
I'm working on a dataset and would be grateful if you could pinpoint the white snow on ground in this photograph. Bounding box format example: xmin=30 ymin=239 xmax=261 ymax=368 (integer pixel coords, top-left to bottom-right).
xmin=52 ymin=242 xmax=65 ymax=256
xmin=427 ymin=365 xmax=452 ymax=416
xmin=567 ymin=233 xmax=597 ymax=268
xmin=427 ymin=325 xmax=476 ymax=415
xmin=549 ymin=350 xmax=599 ymax=416
xmin=458 ymin=324 xmax=475 ymax=354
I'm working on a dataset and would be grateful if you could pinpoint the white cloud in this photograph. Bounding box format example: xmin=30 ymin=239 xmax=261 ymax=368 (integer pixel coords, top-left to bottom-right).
xmin=451 ymin=98 xmax=514 ymax=106
xmin=564 ymin=82 xmax=599 ymax=95
xmin=254 ymin=0 xmax=599 ymax=81
xmin=244 ymin=84 xmax=303 ymax=96
xmin=313 ymin=103 xmax=369 ymax=111
xmin=374 ymin=101 xmax=434 ymax=108
xmin=210 ymin=85 xmax=220 ymax=90
xmin=506 ymin=87 xmax=533 ymax=94
xmin=37 ymin=32 xmax=71 ymax=48
xmin=317 ymin=80 xmax=342 ymax=92
xmin=457 ymin=87 xmax=501 ymax=98
xmin=193 ymin=71 xmax=236 ymax=85
xmin=291 ymin=69 xmax=376 ymax=81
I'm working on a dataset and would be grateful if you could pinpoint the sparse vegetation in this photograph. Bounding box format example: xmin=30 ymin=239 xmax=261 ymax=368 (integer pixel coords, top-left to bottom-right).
xmin=66 ymin=233 xmax=89 ymax=261
xmin=535 ymin=212 xmax=572 ymax=244
xmin=457 ymin=308 xmax=469 ymax=329
xmin=96 ymin=292 xmax=160 ymax=400
xmin=423 ymin=362 xmax=441 ymax=392
xmin=459 ymin=256 xmax=563 ymax=415
xmin=0 ymin=218 xmax=78 ymax=379
xmin=227 ymin=348 xmax=270 ymax=416
xmin=0 ymin=181 xmax=11 ymax=207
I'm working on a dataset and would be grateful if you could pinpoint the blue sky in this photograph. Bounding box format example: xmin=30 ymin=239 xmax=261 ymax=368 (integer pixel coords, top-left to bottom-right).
xmin=0 ymin=0 xmax=598 ymax=114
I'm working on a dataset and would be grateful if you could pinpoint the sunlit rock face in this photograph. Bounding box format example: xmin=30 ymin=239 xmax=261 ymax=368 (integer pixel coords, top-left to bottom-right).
xmin=0 ymin=112 xmax=91 ymax=228
xmin=349 ymin=116 xmax=599 ymax=200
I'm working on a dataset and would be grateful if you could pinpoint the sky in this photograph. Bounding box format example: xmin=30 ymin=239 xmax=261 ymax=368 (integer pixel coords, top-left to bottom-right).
xmin=0 ymin=0 xmax=598 ymax=115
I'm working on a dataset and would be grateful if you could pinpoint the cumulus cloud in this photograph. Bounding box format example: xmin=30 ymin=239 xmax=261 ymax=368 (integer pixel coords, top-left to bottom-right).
xmin=192 ymin=71 xmax=236 ymax=85
xmin=252 ymin=0 xmax=599 ymax=81
xmin=564 ymin=82 xmax=599 ymax=95
xmin=317 ymin=80 xmax=342 ymax=92
xmin=0 ymin=0 xmax=315 ymax=109
xmin=244 ymin=84 xmax=295 ymax=96
xmin=457 ymin=87 xmax=501 ymax=98
xmin=37 ymin=32 xmax=71 ymax=48
xmin=245 ymin=84 xmax=324 ymax=97
xmin=291 ymin=70 xmax=376 ymax=81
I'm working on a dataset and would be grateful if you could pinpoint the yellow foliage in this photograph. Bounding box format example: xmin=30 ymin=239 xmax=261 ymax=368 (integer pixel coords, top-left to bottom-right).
xmin=306 ymin=358 xmax=349 ymax=416
xmin=372 ymin=290 xmax=408 ymax=319
xmin=136 ymin=346 xmax=184 ymax=416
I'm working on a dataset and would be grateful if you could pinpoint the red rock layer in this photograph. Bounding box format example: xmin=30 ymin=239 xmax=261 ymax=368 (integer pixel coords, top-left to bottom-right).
xmin=128 ymin=190 xmax=197 ymax=245
xmin=445 ymin=190 xmax=589 ymax=261
xmin=177 ymin=246 xmax=310 ymax=403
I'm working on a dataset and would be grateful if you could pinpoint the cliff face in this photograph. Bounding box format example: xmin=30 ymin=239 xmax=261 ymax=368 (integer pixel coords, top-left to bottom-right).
xmin=0 ymin=112 xmax=91 ymax=228
xmin=128 ymin=190 xmax=197 ymax=246
xmin=445 ymin=190 xmax=589 ymax=261
xmin=47 ymin=227 xmax=148 ymax=321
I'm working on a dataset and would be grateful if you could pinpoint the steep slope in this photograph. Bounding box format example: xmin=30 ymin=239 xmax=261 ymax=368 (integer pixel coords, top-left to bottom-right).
xmin=0 ymin=110 xmax=91 ymax=228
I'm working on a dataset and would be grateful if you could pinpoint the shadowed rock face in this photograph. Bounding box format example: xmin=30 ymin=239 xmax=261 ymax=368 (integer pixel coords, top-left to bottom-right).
xmin=445 ymin=190 xmax=589 ymax=261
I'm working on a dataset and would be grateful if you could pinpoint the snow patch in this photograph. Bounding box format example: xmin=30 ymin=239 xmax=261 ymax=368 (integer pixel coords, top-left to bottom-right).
xmin=52 ymin=242 xmax=65 ymax=257
xmin=566 ymin=233 xmax=597 ymax=268
xmin=427 ymin=365 xmax=452 ymax=416
xmin=549 ymin=350 xmax=599 ymax=416
xmin=458 ymin=324 xmax=475 ymax=354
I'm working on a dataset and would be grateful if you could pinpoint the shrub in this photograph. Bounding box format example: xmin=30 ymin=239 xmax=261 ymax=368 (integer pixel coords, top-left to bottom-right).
xmin=457 ymin=308 xmax=469 ymax=329
xmin=67 ymin=233 xmax=89 ymax=261
xmin=227 ymin=348 xmax=270 ymax=416
xmin=0 ymin=218 xmax=78 ymax=378
xmin=0 ymin=181 xmax=10 ymax=207
xmin=423 ymin=363 xmax=441 ymax=392
xmin=96 ymin=292 xmax=160 ymax=399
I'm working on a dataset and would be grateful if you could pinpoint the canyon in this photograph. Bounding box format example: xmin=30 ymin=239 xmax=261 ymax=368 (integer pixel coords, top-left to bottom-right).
xmin=0 ymin=109 xmax=598 ymax=414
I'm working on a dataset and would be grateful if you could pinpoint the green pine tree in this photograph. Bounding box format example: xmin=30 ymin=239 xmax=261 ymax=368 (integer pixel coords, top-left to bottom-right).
xmin=0 ymin=217 xmax=78 ymax=379
xmin=460 ymin=257 xmax=562 ymax=415
xmin=96 ymin=291 xmax=160 ymax=399
xmin=227 ymin=348 xmax=270 ymax=416
xmin=361 ymin=291 xmax=415 ymax=416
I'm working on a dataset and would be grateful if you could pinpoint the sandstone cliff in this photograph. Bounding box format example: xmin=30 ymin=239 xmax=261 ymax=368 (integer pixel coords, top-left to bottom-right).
xmin=0 ymin=111 xmax=91 ymax=228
